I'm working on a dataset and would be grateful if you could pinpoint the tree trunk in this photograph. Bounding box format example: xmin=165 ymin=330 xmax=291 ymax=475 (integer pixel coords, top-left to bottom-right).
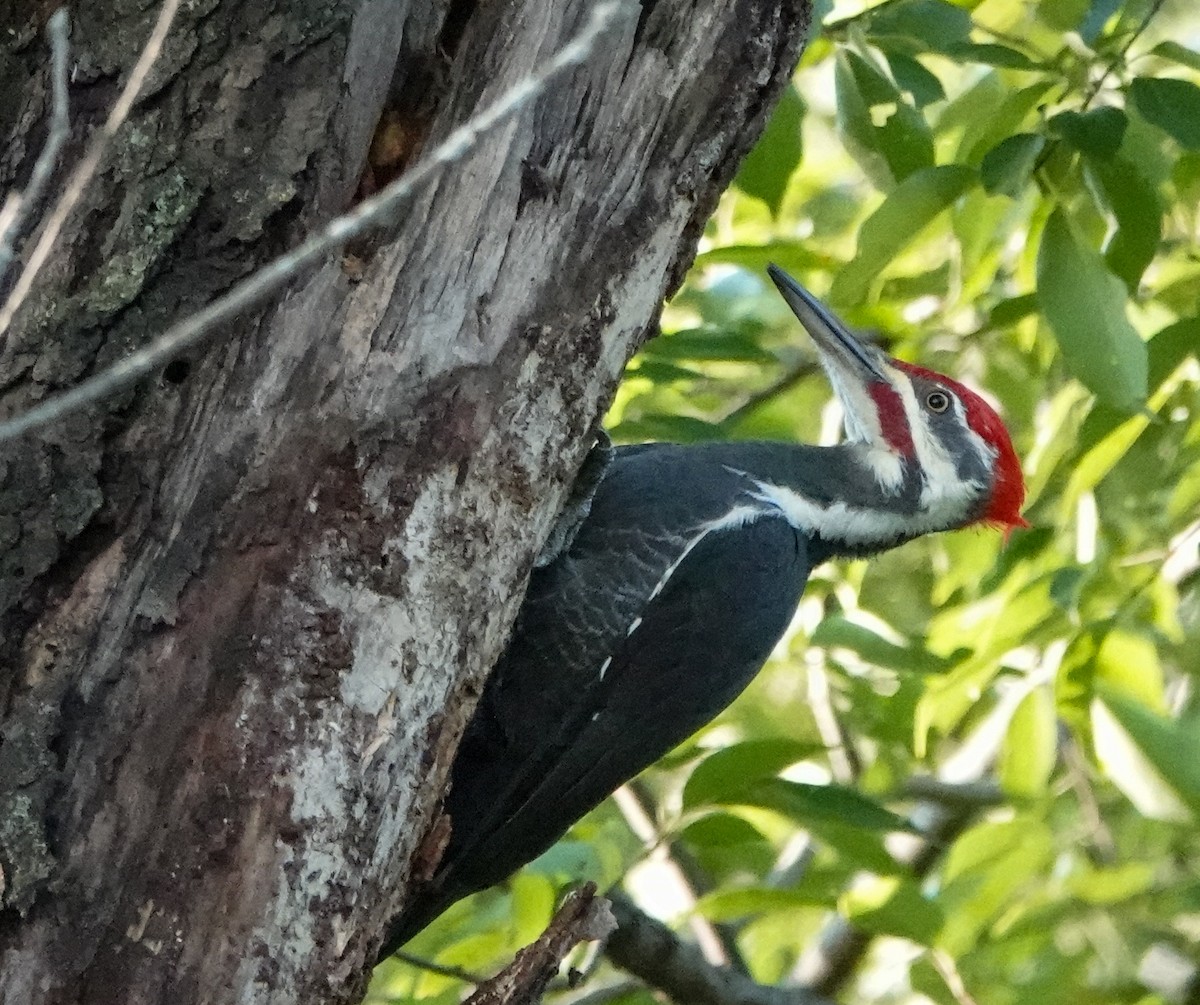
xmin=0 ymin=1 xmax=810 ymax=1001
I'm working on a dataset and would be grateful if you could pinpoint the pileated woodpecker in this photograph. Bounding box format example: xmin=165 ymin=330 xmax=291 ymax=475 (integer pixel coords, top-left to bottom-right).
xmin=387 ymin=265 xmax=1026 ymax=951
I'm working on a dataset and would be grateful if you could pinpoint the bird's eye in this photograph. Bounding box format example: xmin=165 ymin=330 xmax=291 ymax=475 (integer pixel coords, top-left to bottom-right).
xmin=926 ymin=390 xmax=951 ymax=413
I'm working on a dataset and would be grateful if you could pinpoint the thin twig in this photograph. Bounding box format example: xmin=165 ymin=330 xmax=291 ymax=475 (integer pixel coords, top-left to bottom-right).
xmin=0 ymin=0 xmax=182 ymax=340
xmin=897 ymin=777 xmax=1005 ymax=809
xmin=0 ymin=0 xmax=636 ymax=442
xmin=806 ymin=658 xmax=860 ymax=785
xmin=1061 ymin=736 xmax=1118 ymax=865
xmin=392 ymin=949 xmax=484 ymax=985
xmin=931 ymin=949 xmax=981 ymax=1005
xmin=0 ymin=9 xmax=71 ymax=286
xmin=719 ymin=360 xmax=816 ymax=425
xmin=1081 ymin=0 xmax=1167 ymax=108
xmin=613 ymin=780 xmax=751 ymax=975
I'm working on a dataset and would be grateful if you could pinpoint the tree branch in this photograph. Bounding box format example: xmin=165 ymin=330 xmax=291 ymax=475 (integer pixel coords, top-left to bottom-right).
xmin=605 ymin=891 xmax=836 ymax=1005
xmin=465 ymin=884 xmax=617 ymax=1005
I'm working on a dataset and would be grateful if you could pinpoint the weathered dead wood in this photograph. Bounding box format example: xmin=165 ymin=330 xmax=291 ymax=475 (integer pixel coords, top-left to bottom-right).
xmin=0 ymin=0 xmax=811 ymax=1002
xmin=463 ymin=884 xmax=615 ymax=1005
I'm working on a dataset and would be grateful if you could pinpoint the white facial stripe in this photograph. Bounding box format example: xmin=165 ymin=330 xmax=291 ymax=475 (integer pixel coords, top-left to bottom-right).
xmin=828 ymin=363 xmax=905 ymax=494
xmin=952 ymin=394 xmax=999 ymax=469
xmin=825 ymin=365 xmax=880 ymax=445
xmin=894 ymin=376 xmax=987 ymax=523
xmin=896 ymin=377 xmax=956 ymax=484
xmin=864 ymin=446 xmax=905 ymax=494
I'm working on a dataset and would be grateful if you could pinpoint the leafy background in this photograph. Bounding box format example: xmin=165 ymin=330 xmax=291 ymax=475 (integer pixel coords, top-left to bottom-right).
xmin=370 ymin=0 xmax=1200 ymax=1002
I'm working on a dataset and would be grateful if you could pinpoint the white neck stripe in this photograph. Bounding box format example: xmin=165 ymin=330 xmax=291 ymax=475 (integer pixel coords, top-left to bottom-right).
xmin=748 ymin=479 xmax=968 ymax=546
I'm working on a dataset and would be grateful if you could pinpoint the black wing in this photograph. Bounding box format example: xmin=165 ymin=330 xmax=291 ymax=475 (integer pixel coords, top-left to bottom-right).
xmin=387 ymin=445 xmax=814 ymax=948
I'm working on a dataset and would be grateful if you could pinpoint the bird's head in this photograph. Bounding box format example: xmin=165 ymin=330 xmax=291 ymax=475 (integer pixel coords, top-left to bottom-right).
xmin=768 ymin=265 xmax=1027 ymax=534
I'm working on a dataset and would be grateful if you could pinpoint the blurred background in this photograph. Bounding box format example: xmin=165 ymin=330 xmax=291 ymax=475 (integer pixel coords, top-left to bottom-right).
xmin=372 ymin=0 xmax=1200 ymax=1001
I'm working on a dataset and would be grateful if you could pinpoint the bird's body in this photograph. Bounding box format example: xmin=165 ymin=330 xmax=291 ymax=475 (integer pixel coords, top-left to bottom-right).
xmin=386 ymin=267 xmax=1026 ymax=952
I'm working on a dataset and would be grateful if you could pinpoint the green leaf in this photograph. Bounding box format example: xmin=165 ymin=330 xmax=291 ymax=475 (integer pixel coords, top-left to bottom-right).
xmin=1086 ymin=155 xmax=1162 ymax=290
xmin=526 ymin=839 xmax=603 ymax=883
xmin=835 ymin=51 xmax=934 ymax=188
xmin=1065 ymin=862 xmax=1155 ymax=904
xmin=1035 ymin=208 xmax=1148 ymax=410
xmin=1038 ymin=0 xmax=1088 ymax=30
xmin=679 ymin=813 xmax=776 ymax=878
xmin=989 ymin=292 xmax=1039 ymax=327
xmin=625 ymin=359 xmax=706 ymax=384
xmin=831 ymin=164 xmax=975 ymax=305
xmin=841 ymin=876 xmax=945 ymax=944
xmin=955 ymin=81 xmax=1056 ymax=166
xmin=1094 ymin=688 xmax=1200 ymax=819
xmin=697 ymin=885 xmax=835 ymax=922
xmin=980 ymin=133 xmax=1045 ymax=197
xmin=807 ymin=820 xmax=908 ymax=874
xmin=812 ymin=615 xmax=955 ymax=674
xmin=865 ymin=0 xmax=972 ymax=53
xmin=1129 ymin=76 xmax=1200 ymax=150
xmin=1078 ymin=0 xmax=1122 ymax=43
xmin=510 ymin=873 xmax=555 ymax=944
xmin=1071 ymin=316 xmax=1192 ymax=444
xmin=937 ymin=818 xmax=1056 ymax=956
xmin=1151 ymin=40 xmax=1200 ymax=74
xmin=945 ymin=42 xmax=1040 ymax=70
xmin=734 ymin=86 xmax=805 ymax=214
xmin=683 ymin=738 xmax=826 ymax=807
xmin=679 ymin=813 xmax=770 ymax=849
xmin=1049 ymin=107 xmax=1128 ymax=159
xmin=1147 ymin=315 xmax=1200 ymax=389
xmin=608 ymin=414 xmax=725 ymax=443
xmin=643 ymin=327 xmax=775 ymax=363
xmin=736 ymin=777 xmax=915 ymax=833
xmin=1097 ymin=631 xmax=1167 ymax=714
xmin=999 ymin=686 xmax=1058 ymax=798
xmin=835 ymin=51 xmax=890 ymax=188
xmin=883 ymin=51 xmax=945 ymax=107
xmin=432 ymin=929 xmax=510 ymax=987
xmin=693 ymin=242 xmax=840 ymax=275
xmin=1049 ymin=567 xmax=1086 ymax=613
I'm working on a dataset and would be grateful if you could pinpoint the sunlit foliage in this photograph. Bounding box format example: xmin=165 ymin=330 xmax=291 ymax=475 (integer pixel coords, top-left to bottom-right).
xmin=371 ymin=1 xmax=1200 ymax=1002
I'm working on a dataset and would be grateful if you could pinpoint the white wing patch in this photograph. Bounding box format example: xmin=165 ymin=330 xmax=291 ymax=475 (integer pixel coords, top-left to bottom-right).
xmin=597 ymin=504 xmax=769 ymax=680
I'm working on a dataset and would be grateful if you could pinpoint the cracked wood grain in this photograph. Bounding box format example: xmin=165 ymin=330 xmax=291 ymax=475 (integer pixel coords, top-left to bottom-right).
xmin=0 ymin=0 xmax=812 ymax=1002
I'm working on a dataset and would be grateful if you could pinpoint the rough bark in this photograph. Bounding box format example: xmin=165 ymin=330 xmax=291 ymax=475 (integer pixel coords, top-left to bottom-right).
xmin=0 ymin=1 xmax=811 ymax=1002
